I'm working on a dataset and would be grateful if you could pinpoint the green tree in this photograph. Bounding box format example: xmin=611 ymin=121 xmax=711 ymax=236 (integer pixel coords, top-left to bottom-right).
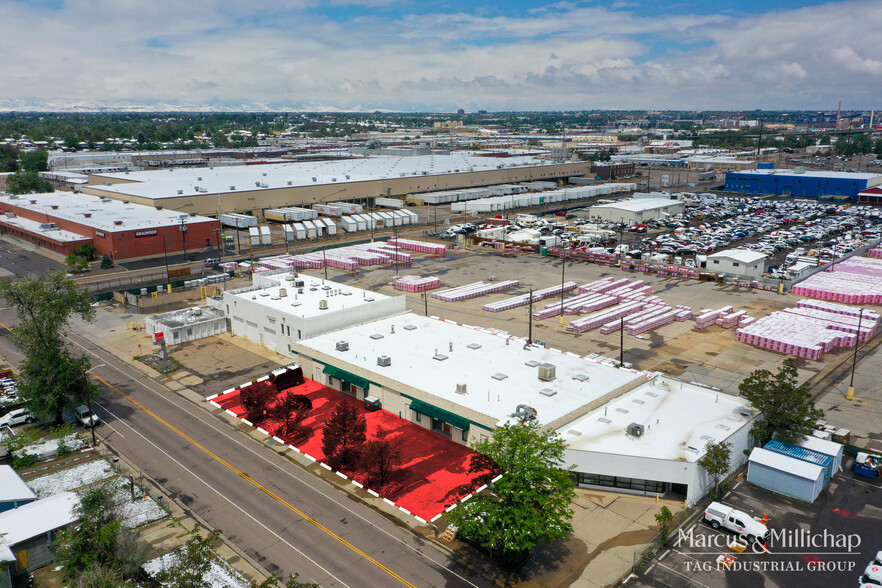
xmin=65 ymin=254 xmax=90 ymax=272
xmin=0 ymin=145 xmax=19 ymax=172
xmin=0 ymin=272 xmax=97 ymax=423
xmin=738 ymin=358 xmax=823 ymax=445
xmin=100 ymin=253 xmax=114 ymax=269
xmin=55 ymin=485 xmax=148 ymax=583
xmin=154 ymin=525 xmax=219 ymax=588
xmin=20 ymin=148 xmax=49 ymax=172
xmin=239 ymin=381 xmax=277 ymax=424
xmin=321 ymin=401 xmax=367 ymax=467
xmin=655 ymin=506 xmax=674 ymax=545
xmin=361 ymin=426 xmax=403 ymax=487
xmin=698 ymin=440 xmax=732 ymax=499
xmin=6 ymin=170 xmax=53 ymax=195
xmin=73 ymin=243 xmax=98 ymax=260
xmin=445 ymin=420 xmax=576 ymax=566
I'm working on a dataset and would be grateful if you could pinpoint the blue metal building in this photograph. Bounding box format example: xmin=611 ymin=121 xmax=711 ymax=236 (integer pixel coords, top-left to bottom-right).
xmin=747 ymin=447 xmax=826 ymax=503
xmin=764 ymin=440 xmax=834 ymax=484
xmin=725 ymin=168 xmax=882 ymax=199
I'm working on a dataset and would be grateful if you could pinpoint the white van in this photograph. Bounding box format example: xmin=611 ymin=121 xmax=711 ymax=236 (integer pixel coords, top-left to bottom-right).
xmin=703 ymin=501 xmax=770 ymax=544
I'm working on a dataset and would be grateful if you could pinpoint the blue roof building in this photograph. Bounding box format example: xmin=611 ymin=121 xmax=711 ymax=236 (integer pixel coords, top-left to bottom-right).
xmin=725 ymin=168 xmax=882 ymax=200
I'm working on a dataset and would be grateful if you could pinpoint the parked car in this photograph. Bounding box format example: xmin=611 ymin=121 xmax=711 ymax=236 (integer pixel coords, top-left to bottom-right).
xmin=67 ymin=404 xmax=100 ymax=427
xmin=0 ymin=407 xmax=33 ymax=428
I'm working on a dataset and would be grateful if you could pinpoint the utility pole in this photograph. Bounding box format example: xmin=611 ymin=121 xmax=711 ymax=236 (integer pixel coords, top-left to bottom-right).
xmin=161 ymin=235 xmax=170 ymax=282
xmin=527 ymin=288 xmax=534 ymax=345
xmin=847 ymin=308 xmax=864 ymax=401
xmin=322 ymin=244 xmax=328 ymax=281
xmin=179 ymin=217 xmax=188 ymax=262
xmin=423 ymin=291 xmax=428 ymax=316
xmin=619 ymin=316 xmax=625 ymax=368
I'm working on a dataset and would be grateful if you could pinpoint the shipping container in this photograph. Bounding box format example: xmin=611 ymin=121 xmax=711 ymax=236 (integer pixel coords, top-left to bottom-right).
xmin=248 ymin=227 xmax=260 ymax=246
xmin=292 ymin=223 xmax=307 ymax=240
xmin=341 ymin=216 xmax=358 ymax=232
xmin=797 ymin=436 xmax=844 ymax=473
xmin=259 ymin=226 xmax=272 ymax=245
xmin=282 ymin=224 xmax=295 ymax=242
xmin=320 ymin=218 xmax=337 ymax=236
xmin=301 ymin=220 xmax=318 ymax=239
xmin=765 ymin=440 xmax=834 ymax=483
xmin=747 ymin=447 xmax=825 ymax=503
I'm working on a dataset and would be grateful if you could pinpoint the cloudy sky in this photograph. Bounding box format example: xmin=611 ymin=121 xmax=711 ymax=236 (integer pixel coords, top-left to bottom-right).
xmin=2 ymin=0 xmax=880 ymax=112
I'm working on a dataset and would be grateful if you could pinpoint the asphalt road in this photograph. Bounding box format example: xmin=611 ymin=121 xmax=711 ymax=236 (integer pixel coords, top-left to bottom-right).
xmin=0 ymin=313 xmax=492 ymax=588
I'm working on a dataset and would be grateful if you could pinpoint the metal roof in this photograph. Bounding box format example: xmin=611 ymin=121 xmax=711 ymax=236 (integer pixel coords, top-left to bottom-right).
xmin=748 ymin=447 xmax=824 ymax=480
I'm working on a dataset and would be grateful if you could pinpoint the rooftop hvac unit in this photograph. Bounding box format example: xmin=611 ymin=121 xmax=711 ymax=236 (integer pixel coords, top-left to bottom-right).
xmin=538 ymin=363 xmax=556 ymax=382
xmin=455 ymin=383 xmax=467 ymax=395
xmin=627 ymin=423 xmax=645 ymax=438
xmin=230 ymin=185 xmax=236 ymax=190
xmin=318 ymin=299 xmax=328 ymax=310
xmin=336 ymin=341 xmax=349 ymax=351
xmin=377 ymin=355 xmax=391 ymax=367
xmin=294 ymin=278 xmax=305 ymax=288
xmin=278 ymin=288 xmax=287 ymax=297
xmin=197 ymin=177 xmax=202 ymax=181
xmin=177 ymin=189 xmax=184 ymax=194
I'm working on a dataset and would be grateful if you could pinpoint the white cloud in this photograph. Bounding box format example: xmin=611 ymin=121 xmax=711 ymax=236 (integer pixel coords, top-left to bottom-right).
xmin=0 ymin=0 xmax=879 ymax=110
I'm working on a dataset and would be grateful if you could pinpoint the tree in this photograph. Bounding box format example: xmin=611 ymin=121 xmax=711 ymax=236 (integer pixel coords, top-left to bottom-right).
xmin=65 ymin=253 xmax=90 ymax=272
xmin=271 ymin=392 xmax=312 ymax=438
xmin=445 ymin=420 xmax=576 ymax=567
xmin=0 ymin=273 xmax=97 ymax=423
xmin=154 ymin=525 xmax=219 ymax=588
xmin=73 ymin=243 xmax=98 ymax=260
xmin=100 ymin=253 xmax=114 ymax=269
xmin=20 ymin=148 xmax=49 ymax=172
xmin=239 ymin=381 xmax=277 ymax=424
xmin=698 ymin=440 xmax=732 ymax=499
xmin=321 ymin=401 xmax=367 ymax=467
xmin=655 ymin=506 xmax=674 ymax=546
xmin=55 ymin=485 xmax=147 ymax=584
xmin=0 ymin=145 xmax=19 ymax=172
xmin=6 ymin=170 xmax=54 ymax=194
xmin=361 ymin=427 xmax=403 ymax=487
xmin=738 ymin=358 xmax=824 ymax=445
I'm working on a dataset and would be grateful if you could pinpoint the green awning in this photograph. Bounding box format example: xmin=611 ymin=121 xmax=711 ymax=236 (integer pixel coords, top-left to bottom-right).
xmin=322 ymin=364 xmax=371 ymax=391
xmin=408 ymin=398 xmax=470 ymax=430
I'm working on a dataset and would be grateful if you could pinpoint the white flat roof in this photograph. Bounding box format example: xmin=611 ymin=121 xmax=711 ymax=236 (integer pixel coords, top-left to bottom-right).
xmin=0 ymin=214 xmax=88 ymax=242
xmin=749 ymin=447 xmax=824 ymax=480
xmin=590 ymin=198 xmax=682 ymax=213
xmin=296 ymin=313 xmax=643 ymax=425
xmin=87 ymin=152 xmax=571 ymax=200
xmin=0 ymin=492 xmax=78 ymax=546
xmin=732 ymin=169 xmax=882 ymax=180
xmin=0 ymin=465 xmax=36 ymax=503
xmin=559 ymin=378 xmax=757 ymax=462
xmin=0 ymin=191 xmax=215 ymax=231
xmin=708 ymin=249 xmax=767 ymax=264
xmin=233 ymin=272 xmax=398 ymax=319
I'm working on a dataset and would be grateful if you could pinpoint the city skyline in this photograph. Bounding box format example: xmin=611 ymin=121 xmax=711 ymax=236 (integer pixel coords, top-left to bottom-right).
xmin=1 ymin=0 xmax=881 ymax=112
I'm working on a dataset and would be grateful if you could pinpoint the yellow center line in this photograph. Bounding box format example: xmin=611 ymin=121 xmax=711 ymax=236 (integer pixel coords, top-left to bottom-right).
xmin=91 ymin=373 xmax=416 ymax=588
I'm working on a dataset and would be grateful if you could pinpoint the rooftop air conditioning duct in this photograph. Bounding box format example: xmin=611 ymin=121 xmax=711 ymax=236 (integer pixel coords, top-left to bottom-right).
xmin=538 ymin=363 xmax=556 ymax=382
xmin=83 ymin=213 xmax=91 ymax=218
xmin=377 ymin=355 xmax=391 ymax=367
xmin=627 ymin=423 xmax=645 ymax=438
xmin=114 ymin=220 xmax=123 ymax=225
xmin=177 ymin=189 xmax=184 ymax=194
xmin=318 ymin=299 xmax=328 ymax=310
xmin=230 ymin=185 xmax=236 ymax=190
xmin=336 ymin=341 xmax=349 ymax=351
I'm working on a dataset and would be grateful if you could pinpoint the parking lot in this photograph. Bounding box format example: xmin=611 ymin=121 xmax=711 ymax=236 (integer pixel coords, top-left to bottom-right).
xmin=645 ymin=456 xmax=882 ymax=588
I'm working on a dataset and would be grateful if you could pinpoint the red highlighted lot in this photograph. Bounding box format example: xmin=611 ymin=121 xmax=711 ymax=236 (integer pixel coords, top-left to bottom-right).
xmin=210 ymin=378 xmax=489 ymax=521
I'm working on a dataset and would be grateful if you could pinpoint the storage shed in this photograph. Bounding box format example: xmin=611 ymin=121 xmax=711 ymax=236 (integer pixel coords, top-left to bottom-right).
xmin=747 ymin=447 xmax=825 ymax=503
xmin=764 ymin=440 xmax=834 ymax=484
xmin=797 ymin=435 xmax=844 ymax=474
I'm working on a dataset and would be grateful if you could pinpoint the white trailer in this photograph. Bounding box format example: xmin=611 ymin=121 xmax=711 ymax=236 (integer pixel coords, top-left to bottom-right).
xmin=260 ymin=226 xmax=272 ymax=245
xmin=320 ymin=218 xmax=337 ymax=236
xmin=301 ymin=220 xmax=318 ymax=239
xmin=377 ymin=212 xmax=395 ymax=228
xmin=352 ymin=214 xmax=368 ymax=231
xmin=341 ymin=216 xmax=359 ymax=232
xmin=282 ymin=224 xmax=295 ymax=242
xmin=292 ymin=223 xmax=307 ymax=240
xmin=375 ymin=197 xmax=404 ymax=209
xmin=248 ymin=227 xmax=261 ymax=247
xmin=221 ymin=213 xmax=258 ymax=229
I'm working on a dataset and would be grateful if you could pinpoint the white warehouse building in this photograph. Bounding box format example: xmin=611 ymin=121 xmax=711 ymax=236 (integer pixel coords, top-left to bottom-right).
xmin=216 ymin=271 xmax=407 ymax=354
xmin=588 ymin=198 xmax=685 ymax=224
xmin=560 ymin=377 xmax=759 ymax=505
xmin=707 ymin=249 xmax=767 ymax=278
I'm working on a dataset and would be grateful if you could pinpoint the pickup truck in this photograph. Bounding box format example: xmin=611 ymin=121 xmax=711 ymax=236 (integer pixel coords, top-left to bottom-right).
xmin=65 ymin=405 xmax=100 ymax=428
xmin=703 ymin=501 xmax=770 ymax=544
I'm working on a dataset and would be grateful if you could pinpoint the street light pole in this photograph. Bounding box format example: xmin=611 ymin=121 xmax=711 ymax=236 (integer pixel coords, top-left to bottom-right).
xmin=847 ymin=308 xmax=864 ymax=400
xmin=161 ymin=235 xmax=170 ymax=282
xmin=81 ymin=363 xmax=105 ymax=447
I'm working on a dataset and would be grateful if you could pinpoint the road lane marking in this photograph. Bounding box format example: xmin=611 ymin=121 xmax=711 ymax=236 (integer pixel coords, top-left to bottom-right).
xmin=98 ymin=403 xmax=342 ymax=588
xmin=93 ymin=372 xmax=417 ymax=588
xmin=66 ymin=334 xmax=480 ymax=588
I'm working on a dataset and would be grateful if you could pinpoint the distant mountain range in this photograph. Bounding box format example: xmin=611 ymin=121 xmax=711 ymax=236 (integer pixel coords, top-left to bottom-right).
xmin=0 ymin=99 xmax=397 ymax=113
